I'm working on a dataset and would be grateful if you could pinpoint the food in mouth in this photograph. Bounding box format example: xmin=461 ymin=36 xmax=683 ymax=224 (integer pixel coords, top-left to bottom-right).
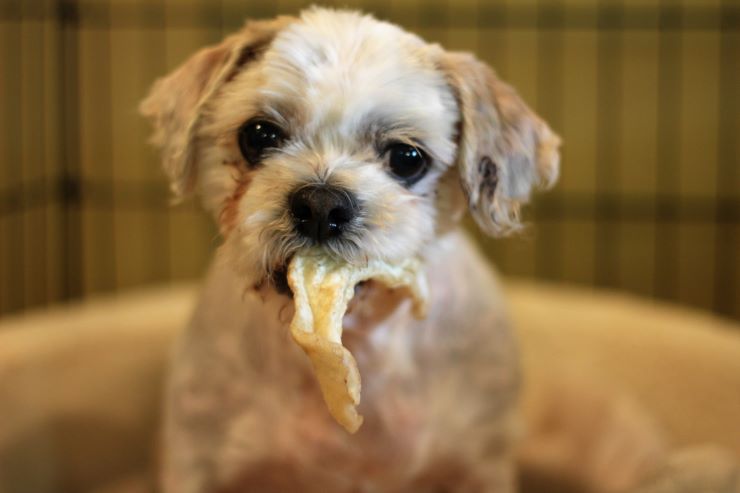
xmin=287 ymin=252 xmax=428 ymax=433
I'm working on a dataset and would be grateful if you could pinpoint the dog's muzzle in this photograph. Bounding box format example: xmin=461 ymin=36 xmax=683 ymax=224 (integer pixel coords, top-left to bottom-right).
xmin=289 ymin=184 xmax=358 ymax=243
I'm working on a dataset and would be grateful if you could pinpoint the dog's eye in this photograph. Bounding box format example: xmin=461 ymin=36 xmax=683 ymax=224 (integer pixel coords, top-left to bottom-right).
xmin=386 ymin=143 xmax=429 ymax=186
xmin=238 ymin=120 xmax=286 ymax=166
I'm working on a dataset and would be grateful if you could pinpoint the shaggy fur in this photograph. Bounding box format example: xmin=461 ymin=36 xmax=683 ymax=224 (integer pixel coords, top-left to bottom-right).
xmin=141 ymin=8 xmax=739 ymax=493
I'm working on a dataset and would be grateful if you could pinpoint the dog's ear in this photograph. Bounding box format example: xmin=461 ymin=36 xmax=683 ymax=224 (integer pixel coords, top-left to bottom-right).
xmin=441 ymin=52 xmax=560 ymax=236
xmin=140 ymin=17 xmax=293 ymax=197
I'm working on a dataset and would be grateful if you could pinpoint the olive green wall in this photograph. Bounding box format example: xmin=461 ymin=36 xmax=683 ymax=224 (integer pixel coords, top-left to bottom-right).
xmin=1 ymin=0 xmax=738 ymax=319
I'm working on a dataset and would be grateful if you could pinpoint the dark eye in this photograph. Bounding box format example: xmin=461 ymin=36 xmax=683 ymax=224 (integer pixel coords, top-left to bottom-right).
xmin=386 ymin=143 xmax=430 ymax=186
xmin=238 ymin=120 xmax=286 ymax=166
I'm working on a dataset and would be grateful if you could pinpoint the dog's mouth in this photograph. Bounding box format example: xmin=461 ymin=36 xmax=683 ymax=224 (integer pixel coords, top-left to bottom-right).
xmin=268 ymin=260 xmax=369 ymax=300
xmin=270 ymin=266 xmax=292 ymax=296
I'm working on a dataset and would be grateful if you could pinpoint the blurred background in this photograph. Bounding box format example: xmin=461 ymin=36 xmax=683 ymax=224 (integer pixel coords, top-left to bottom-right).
xmin=0 ymin=0 xmax=738 ymax=320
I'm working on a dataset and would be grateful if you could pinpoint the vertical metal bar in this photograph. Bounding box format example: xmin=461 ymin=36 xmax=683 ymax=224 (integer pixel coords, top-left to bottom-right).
xmin=133 ymin=0 xmax=169 ymax=287
xmin=594 ymin=0 xmax=623 ymax=288
xmin=535 ymin=0 xmax=564 ymax=281
xmin=17 ymin=2 xmax=25 ymax=312
xmin=29 ymin=2 xmax=49 ymax=306
xmin=39 ymin=0 xmax=50 ymax=308
xmin=57 ymin=0 xmax=83 ymax=303
xmin=653 ymin=0 xmax=682 ymax=301
xmin=104 ymin=0 xmax=117 ymax=293
xmin=713 ymin=0 xmax=738 ymax=317
xmin=2 ymin=0 xmax=24 ymax=313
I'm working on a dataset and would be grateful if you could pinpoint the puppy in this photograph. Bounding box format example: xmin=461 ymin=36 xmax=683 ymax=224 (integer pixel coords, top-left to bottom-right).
xmin=141 ymin=8 xmax=738 ymax=493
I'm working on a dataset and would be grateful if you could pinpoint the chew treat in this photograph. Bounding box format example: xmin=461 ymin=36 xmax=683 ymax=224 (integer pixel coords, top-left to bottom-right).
xmin=287 ymin=253 xmax=428 ymax=433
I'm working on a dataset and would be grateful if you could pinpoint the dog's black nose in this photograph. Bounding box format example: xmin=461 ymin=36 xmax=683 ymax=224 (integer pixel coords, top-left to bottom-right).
xmin=289 ymin=185 xmax=357 ymax=243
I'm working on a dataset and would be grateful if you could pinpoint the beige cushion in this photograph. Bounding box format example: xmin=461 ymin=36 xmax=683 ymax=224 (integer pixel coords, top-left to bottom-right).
xmin=510 ymin=281 xmax=740 ymax=457
xmin=0 ymin=286 xmax=194 ymax=492
xmin=0 ymin=281 xmax=738 ymax=492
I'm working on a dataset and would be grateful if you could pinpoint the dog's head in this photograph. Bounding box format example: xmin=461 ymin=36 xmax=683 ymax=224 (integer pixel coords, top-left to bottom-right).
xmin=141 ymin=8 xmax=560 ymax=292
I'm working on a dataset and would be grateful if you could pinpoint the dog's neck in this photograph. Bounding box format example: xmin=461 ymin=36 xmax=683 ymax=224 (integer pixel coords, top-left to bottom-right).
xmin=194 ymin=253 xmax=422 ymax=371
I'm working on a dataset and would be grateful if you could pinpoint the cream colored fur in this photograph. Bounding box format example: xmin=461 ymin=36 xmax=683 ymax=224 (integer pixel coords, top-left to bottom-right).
xmin=140 ymin=8 xmax=738 ymax=493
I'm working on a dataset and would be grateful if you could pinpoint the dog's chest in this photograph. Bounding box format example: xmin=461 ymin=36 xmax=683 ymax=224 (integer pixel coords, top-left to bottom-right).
xmin=179 ymin=233 xmax=518 ymax=491
xmin=217 ymin=323 xmax=432 ymax=492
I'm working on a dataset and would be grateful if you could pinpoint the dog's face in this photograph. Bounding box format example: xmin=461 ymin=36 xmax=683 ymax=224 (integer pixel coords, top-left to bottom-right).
xmin=141 ymin=8 xmax=560 ymax=291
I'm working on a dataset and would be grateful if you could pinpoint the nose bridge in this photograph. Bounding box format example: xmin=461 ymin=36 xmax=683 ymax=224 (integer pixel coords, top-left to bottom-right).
xmin=299 ymin=130 xmax=364 ymax=182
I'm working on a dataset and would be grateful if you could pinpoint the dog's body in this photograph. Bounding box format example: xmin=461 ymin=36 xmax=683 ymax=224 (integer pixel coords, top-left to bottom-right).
xmin=142 ymin=8 xmax=739 ymax=493
xmin=165 ymin=232 xmax=517 ymax=492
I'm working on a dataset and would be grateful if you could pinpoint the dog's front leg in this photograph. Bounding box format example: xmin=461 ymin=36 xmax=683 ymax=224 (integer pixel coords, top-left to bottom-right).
xmin=161 ymin=363 xmax=233 ymax=493
xmin=160 ymin=275 xmax=289 ymax=493
xmin=162 ymin=347 xmax=288 ymax=493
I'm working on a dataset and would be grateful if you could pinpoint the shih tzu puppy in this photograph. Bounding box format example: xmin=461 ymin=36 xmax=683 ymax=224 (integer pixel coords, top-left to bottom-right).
xmin=141 ymin=8 xmax=739 ymax=493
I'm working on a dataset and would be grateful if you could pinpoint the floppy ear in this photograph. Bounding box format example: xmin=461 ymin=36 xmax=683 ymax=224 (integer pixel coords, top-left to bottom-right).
xmin=441 ymin=52 xmax=560 ymax=236
xmin=140 ymin=17 xmax=293 ymax=197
